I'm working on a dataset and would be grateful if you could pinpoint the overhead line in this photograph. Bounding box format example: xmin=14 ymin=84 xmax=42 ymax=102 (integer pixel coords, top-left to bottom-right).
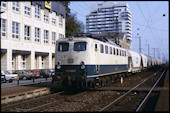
xmin=136 ymin=2 xmax=159 ymax=47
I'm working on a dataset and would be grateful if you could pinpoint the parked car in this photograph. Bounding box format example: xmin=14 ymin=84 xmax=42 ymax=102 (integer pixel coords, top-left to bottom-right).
xmin=13 ymin=70 xmax=34 ymax=80
xmin=39 ymin=69 xmax=54 ymax=78
xmin=39 ymin=69 xmax=47 ymax=78
xmin=48 ymin=69 xmax=55 ymax=77
xmin=1 ymin=71 xmax=18 ymax=83
xmin=30 ymin=70 xmax=40 ymax=79
xmin=1 ymin=75 xmax=6 ymax=83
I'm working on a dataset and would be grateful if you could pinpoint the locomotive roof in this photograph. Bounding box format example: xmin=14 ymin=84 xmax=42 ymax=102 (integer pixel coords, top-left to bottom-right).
xmin=59 ymin=36 xmax=121 ymax=48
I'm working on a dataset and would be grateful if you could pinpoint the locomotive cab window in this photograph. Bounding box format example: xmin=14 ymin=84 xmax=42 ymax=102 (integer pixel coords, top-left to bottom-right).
xmin=58 ymin=42 xmax=69 ymax=52
xmin=74 ymin=42 xmax=86 ymax=51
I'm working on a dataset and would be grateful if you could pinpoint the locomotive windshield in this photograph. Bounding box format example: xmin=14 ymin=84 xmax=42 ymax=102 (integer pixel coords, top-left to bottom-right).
xmin=74 ymin=42 xmax=86 ymax=51
xmin=58 ymin=42 xmax=69 ymax=52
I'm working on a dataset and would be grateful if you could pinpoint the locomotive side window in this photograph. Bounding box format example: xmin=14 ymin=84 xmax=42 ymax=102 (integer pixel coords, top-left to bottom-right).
xmin=120 ymin=49 xmax=121 ymax=56
xmin=74 ymin=42 xmax=86 ymax=51
xmin=58 ymin=42 xmax=69 ymax=52
xmin=110 ymin=47 xmax=112 ymax=54
xmin=100 ymin=44 xmax=104 ymax=53
xmin=95 ymin=44 xmax=97 ymax=52
xmin=122 ymin=50 xmax=124 ymax=56
xmin=113 ymin=48 xmax=115 ymax=55
xmin=105 ymin=45 xmax=108 ymax=54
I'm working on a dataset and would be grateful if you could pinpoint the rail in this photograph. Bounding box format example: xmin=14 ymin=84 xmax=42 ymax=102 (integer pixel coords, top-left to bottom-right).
xmin=136 ymin=66 xmax=168 ymax=112
xmin=99 ymin=66 xmax=165 ymax=112
xmin=1 ymin=91 xmax=64 ymax=112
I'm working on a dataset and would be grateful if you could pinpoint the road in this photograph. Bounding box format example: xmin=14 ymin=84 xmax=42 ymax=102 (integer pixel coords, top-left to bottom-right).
xmin=1 ymin=77 xmax=52 ymax=88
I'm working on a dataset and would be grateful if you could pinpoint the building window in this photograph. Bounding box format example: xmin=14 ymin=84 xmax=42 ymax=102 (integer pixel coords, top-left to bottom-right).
xmin=52 ymin=32 xmax=56 ymax=44
xmin=59 ymin=15 xmax=63 ymax=26
xmin=59 ymin=33 xmax=63 ymax=39
xmin=21 ymin=55 xmax=26 ymax=69
xmin=35 ymin=27 xmax=40 ymax=42
xmin=52 ymin=18 xmax=56 ymax=25
xmin=44 ymin=15 xmax=48 ymax=22
xmin=24 ymin=6 xmax=30 ymax=16
xmin=44 ymin=30 xmax=48 ymax=43
xmin=12 ymin=2 xmax=19 ymax=12
xmin=12 ymin=21 xmax=19 ymax=39
xmin=1 ymin=2 xmax=6 ymax=8
xmin=24 ymin=25 xmax=30 ymax=40
xmin=1 ymin=19 xmax=6 ymax=37
xmin=35 ymin=4 xmax=40 ymax=19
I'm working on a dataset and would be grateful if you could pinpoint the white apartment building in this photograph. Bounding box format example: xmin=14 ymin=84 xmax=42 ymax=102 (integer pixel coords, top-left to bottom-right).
xmin=86 ymin=2 xmax=132 ymax=42
xmin=0 ymin=1 xmax=66 ymax=71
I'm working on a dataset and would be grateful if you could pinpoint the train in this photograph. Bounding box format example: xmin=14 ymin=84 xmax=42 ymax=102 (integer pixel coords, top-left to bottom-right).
xmin=52 ymin=34 xmax=166 ymax=89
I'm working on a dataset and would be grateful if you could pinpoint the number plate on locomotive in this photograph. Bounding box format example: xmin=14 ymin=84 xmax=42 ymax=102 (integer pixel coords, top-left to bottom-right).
xmin=66 ymin=70 xmax=76 ymax=72
xmin=68 ymin=58 xmax=74 ymax=63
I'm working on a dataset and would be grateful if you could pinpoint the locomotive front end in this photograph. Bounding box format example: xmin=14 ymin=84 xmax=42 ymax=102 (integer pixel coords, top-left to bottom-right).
xmin=53 ymin=37 xmax=89 ymax=88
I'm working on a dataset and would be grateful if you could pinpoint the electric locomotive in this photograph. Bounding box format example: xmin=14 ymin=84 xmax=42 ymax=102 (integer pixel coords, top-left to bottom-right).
xmin=53 ymin=36 xmax=129 ymax=88
xmin=52 ymin=35 xmax=165 ymax=89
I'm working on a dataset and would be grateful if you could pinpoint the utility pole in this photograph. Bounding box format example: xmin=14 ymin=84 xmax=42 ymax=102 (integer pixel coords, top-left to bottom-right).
xmin=139 ymin=36 xmax=141 ymax=53
xmin=152 ymin=48 xmax=156 ymax=58
xmin=146 ymin=44 xmax=149 ymax=56
xmin=137 ymin=28 xmax=141 ymax=53
xmin=115 ymin=16 xmax=119 ymax=45
xmin=156 ymin=48 xmax=160 ymax=59
xmin=137 ymin=34 xmax=141 ymax=53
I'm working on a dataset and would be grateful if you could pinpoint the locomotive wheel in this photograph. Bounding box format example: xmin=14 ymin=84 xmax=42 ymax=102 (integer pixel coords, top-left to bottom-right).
xmin=101 ymin=78 xmax=105 ymax=86
xmin=81 ymin=81 xmax=86 ymax=89
xmin=89 ymin=81 xmax=96 ymax=89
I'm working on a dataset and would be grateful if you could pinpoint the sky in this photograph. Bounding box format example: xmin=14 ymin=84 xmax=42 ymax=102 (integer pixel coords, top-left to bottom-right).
xmin=69 ymin=1 xmax=169 ymax=62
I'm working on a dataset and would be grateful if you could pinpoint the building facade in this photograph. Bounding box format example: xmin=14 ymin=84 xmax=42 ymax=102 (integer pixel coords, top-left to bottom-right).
xmin=86 ymin=2 xmax=132 ymax=43
xmin=1 ymin=1 xmax=66 ymax=71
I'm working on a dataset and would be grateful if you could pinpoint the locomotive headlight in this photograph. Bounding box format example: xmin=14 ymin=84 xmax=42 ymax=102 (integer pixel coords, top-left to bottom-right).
xmin=57 ymin=62 xmax=61 ymax=69
xmin=80 ymin=61 xmax=85 ymax=69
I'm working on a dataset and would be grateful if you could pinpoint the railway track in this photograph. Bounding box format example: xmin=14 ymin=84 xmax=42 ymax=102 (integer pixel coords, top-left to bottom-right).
xmin=1 ymin=89 xmax=89 ymax=112
xmin=98 ymin=66 xmax=168 ymax=112
xmin=2 ymin=65 xmax=168 ymax=112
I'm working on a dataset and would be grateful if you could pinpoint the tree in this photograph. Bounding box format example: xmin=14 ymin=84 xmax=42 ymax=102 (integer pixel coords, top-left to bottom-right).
xmin=66 ymin=13 xmax=84 ymax=37
xmin=60 ymin=1 xmax=84 ymax=37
